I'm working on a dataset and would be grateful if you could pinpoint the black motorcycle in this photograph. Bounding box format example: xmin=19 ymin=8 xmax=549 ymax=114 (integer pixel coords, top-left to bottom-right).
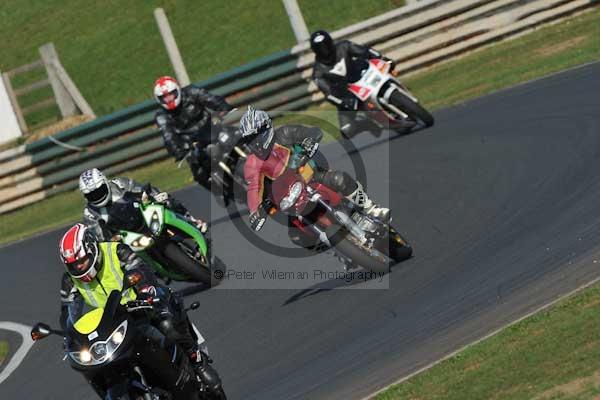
xmin=207 ymin=127 xmax=249 ymax=207
xmin=177 ymin=112 xmax=249 ymax=207
xmin=31 ymin=287 xmax=226 ymax=399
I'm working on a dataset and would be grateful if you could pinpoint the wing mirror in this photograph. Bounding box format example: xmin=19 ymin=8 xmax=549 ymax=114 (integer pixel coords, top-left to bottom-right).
xmin=31 ymin=323 xmax=63 ymax=341
xmin=186 ymin=302 xmax=200 ymax=312
xmin=123 ymin=271 xmax=143 ymax=292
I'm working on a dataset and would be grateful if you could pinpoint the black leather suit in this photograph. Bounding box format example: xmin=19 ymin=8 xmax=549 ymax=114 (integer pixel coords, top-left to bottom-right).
xmin=312 ymin=40 xmax=389 ymax=138
xmin=155 ymin=86 xmax=233 ymax=189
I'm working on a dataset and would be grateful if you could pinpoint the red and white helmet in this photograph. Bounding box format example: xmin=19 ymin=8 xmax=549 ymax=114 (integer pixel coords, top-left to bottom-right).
xmin=59 ymin=223 xmax=101 ymax=283
xmin=154 ymin=76 xmax=182 ymax=111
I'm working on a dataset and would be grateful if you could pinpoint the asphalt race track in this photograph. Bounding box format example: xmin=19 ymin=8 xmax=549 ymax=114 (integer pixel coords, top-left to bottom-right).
xmin=2 ymin=62 xmax=600 ymax=399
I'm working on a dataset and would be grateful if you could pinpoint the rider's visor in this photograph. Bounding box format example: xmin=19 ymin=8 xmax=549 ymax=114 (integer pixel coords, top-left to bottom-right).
xmin=257 ymin=124 xmax=274 ymax=149
xmin=159 ymin=89 xmax=178 ymax=105
xmin=84 ymin=184 xmax=109 ymax=204
xmin=66 ymin=256 xmax=95 ymax=282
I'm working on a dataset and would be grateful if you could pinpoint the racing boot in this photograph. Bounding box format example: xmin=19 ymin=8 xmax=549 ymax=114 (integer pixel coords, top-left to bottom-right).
xmin=346 ymin=182 xmax=390 ymax=222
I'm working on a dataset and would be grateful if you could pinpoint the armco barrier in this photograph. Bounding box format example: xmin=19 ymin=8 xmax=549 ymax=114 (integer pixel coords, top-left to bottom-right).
xmin=0 ymin=0 xmax=596 ymax=214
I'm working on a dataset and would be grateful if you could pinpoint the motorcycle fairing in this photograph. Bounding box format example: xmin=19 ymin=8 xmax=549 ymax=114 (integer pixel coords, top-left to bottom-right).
xmin=164 ymin=208 xmax=208 ymax=257
xmin=142 ymin=204 xmax=165 ymax=235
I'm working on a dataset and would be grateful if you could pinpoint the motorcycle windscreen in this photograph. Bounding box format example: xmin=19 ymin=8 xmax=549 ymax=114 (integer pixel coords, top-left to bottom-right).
xmin=346 ymin=58 xmax=369 ymax=83
xmin=107 ymin=198 xmax=146 ymax=232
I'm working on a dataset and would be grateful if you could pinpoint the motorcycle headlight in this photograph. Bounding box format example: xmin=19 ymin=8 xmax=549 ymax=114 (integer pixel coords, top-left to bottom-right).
xmin=131 ymin=235 xmax=153 ymax=250
xmin=139 ymin=236 xmax=153 ymax=247
xmin=150 ymin=212 xmax=161 ymax=235
xmin=70 ymin=349 xmax=92 ymax=365
xmin=279 ymin=181 xmax=303 ymax=211
xmin=69 ymin=320 xmax=128 ymax=366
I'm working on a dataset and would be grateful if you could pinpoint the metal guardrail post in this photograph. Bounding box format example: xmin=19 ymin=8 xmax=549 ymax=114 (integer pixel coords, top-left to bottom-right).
xmin=282 ymin=0 xmax=310 ymax=43
xmin=39 ymin=43 xmax=78 ymax=118
xmin=154 ymin=8 xmax=191 ymax=86
xmin=1 ymin=72 xmax=28 ymax=133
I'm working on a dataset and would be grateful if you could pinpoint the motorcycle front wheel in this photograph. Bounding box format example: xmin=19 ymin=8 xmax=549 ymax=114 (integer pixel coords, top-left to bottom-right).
xmin=163 ymin=241 xmax=212 ymax=285
xmin=389 ymin=90 xmax=434 ymax=127
xmin=326 ymin=225 xmax=390 ymax=274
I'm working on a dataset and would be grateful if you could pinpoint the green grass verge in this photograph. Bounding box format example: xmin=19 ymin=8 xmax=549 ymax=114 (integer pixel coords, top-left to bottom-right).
xmin=0 ymin=0 xmax=397 ymax=121
xmin=0 ymin=341 xmax=8 ymax=366
xmin=375 ymin=281 xmax=600 ymax=400
xmin=0 ymin=157 xmax=193 ymax=245
xmin=408 ymin=8 xmax=600 ymax=110
xmin=1 ymin=9 xmax=600 ymax=246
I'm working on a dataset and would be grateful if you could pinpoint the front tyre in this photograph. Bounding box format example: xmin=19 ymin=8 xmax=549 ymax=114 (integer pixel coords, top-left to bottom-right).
xmin=163 ymin=242 xmax=212 ymax=285
xmin=389 ymin=90 xmax=434 ymax=127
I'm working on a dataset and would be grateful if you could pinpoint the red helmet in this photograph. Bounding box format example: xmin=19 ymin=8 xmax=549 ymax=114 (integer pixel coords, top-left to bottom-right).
xmin=154 ymin=76 xmax=182 ymax=111
xmin=59 ymin=224 xmax=100 ymax=283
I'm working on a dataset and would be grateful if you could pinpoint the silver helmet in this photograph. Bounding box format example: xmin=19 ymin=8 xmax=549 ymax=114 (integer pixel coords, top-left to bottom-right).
xmin=239 ymin=106 xmax=275 ymax=160
xmin=79 ymin=168 xmax=111 ymax=207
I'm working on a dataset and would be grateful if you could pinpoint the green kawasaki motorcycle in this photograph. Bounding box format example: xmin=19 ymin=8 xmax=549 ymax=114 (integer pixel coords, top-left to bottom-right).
xmin=107 ymin=192 xmax=222 ymax=286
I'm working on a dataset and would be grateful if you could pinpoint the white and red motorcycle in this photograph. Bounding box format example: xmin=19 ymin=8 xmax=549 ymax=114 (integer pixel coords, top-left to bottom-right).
xmin=347 ymin=58 xmax=434 ymax=129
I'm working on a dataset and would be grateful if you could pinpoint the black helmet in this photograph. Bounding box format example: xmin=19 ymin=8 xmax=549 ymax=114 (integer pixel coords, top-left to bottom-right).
xmin=239 ymin=106 xmax=275 ymax=161
xmin=310 ymin=30 xmax=335 ymax=65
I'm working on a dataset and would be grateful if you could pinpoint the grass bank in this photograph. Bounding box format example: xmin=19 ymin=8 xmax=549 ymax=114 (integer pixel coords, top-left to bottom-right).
xmin=0 ymin=341 xmax=8 ymax=366
xmin=0 ymin=0 xmax=399 ymax=126
xmin=375 ymin=280 xmax=600 ymax=400
xmin=1 ymin=8 xmax=600 ymax=245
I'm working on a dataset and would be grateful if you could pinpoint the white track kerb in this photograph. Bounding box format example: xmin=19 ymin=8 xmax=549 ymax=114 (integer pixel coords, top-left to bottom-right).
xmin=0 ymin=322 xmax=33 ymax=385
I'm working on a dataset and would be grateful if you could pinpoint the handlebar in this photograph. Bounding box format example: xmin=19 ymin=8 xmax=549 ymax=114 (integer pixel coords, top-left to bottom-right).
xmin=125 ymin=297 xmax=160 ymax=312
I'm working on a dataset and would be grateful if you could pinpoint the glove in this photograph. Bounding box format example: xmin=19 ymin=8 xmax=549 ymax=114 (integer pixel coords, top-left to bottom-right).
xmin=249 ymin=207 xmax=267 ymax=232
xmin=384 ymin=57 xmax=397 ymax=74
xmin=186 ymin=213 xmax=208 ymax=233
xmin=301 ymin=137 xmax=319 ymax=158
xmin=153 ymin=192 xmax=169 ymax=204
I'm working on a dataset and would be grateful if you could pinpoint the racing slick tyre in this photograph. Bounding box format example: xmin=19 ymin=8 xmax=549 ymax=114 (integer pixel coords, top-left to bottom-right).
xmin=390 ymin=90 xmax=434 ymax=127
xmin=163 ymin=242 xmax=212 ymax=285
xmin=326 ymin=226 xmax=390 ymax=274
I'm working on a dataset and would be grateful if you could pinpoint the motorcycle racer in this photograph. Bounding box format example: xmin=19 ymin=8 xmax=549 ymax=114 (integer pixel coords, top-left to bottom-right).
xmin=59 ymin=223 xmax=223 ymax=398
xmin=310 ymin=30 xmax=396 ymax=138
xmin=239 ymin=106 xmax=390 ymax=244
xmin=79 ymin=168 xmax=207 ymax=241
xmin=154 ymin=76 xmax=234 ymax=191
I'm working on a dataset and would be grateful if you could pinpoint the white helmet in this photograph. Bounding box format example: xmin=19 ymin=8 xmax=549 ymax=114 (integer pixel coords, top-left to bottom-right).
xmin=154 ymin=76 xmax=182 ymax=111
xmin=79 ymin=168 xmax=111 ymax=207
